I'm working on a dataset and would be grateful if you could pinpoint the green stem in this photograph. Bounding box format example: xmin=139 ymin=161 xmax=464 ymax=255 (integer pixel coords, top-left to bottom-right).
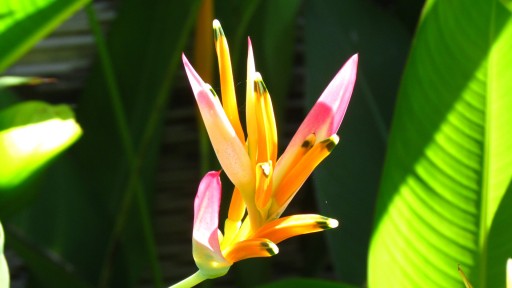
xmin=169 ymin=271 xmax=207 ymax=288
xmin=85 ymin=4 xmax=163 ymax=288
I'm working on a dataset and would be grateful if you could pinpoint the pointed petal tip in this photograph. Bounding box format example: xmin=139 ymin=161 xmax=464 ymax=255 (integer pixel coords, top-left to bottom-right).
xmin=326 ymin=218 xmax=339 ymax=229
xmin=263 ymin=241 xmax=279 ymax=256
xmin=347 ymin=53 xmax=359 ymax=69
xmin=213 ymin=19 xmax=221 ymax=28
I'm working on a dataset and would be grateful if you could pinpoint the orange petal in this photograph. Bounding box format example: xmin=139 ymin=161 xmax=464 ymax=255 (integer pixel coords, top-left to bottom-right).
xmin=252 ymin=214 xmax=339 ymax=245
xmin=272 ymin=135 xmax=339 ymax=217
xmin=224 ymin=238 xmax=278 ymax=263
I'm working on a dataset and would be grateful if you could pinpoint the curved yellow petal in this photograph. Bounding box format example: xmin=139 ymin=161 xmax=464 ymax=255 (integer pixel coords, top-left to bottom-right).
xmin=213 ymin=19 xmax=245 ymax=143
xmin=254 ymin=73 xmax=278 ymax=165
xmin=252 ymin=214 xmax=339 ymax=245
xmin=224 ymin=238 xmax=278 ymax=263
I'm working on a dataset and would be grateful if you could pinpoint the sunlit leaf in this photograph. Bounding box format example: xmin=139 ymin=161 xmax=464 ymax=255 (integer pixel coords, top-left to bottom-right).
xmin=0 ymin=0 xmax=89 ymax=72
xmin=369 ymin=0 xmax=512 ymax=287
xmin=0 ymin=101 xmax=81 ymax=190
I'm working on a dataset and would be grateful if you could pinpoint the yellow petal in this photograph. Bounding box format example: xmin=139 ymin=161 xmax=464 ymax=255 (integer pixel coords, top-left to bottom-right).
xmin=252 ymin=214 xmax=338 ymax=245
xmin=222 ymin=188 xmax=246 ymax=246
xmin=254 ymin=73 xmax=278 ymax=165
xmin=224 ymin=238 xmax=278 ymax=263
xmin=213 ymin=20 xmax=245 ymax=143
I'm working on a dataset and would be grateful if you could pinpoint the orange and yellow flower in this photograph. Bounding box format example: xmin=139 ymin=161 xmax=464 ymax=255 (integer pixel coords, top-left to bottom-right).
xmin=180 ymin=19 xmax=358 ymax=284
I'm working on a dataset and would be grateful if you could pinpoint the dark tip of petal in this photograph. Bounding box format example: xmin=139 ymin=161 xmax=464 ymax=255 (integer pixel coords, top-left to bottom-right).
xmin=261 ymin=241 xmax=279 ymax=256
xmin=301 ymin=133 xmax=316 ymax=149
xmin=213 ymin=19 xmax=224 ymax=42
xmin=207 ymin=85 xmax=219 ymax=98
xmin=255 ymin=76 xmax=267 ymax=92
xmin=316 ymin=218 xmax=339 ymax=230
xmin=254 ymin=73 xmax=268 ymax=97
xmin=321 ymin=135 xmax=339 ymax=152
xmin=301 ymin=140 xmax=313 ymax=149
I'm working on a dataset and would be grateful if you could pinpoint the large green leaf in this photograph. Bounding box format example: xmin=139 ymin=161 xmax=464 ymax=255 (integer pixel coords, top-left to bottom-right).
xmin=0 ymin=101 xmax=81 ymax=191
xmin=0 ymin=222 xmax=8 ymax=288
xmin=369 ymin=1 xmax=512 ymax=287
xmin=0 ymin=0 xmax=89 ymax=72
xmin=304 ymin=0 xmax=411 ymax=284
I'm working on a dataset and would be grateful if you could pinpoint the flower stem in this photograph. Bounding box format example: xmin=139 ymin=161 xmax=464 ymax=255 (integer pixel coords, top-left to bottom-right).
xmin=169 ymin=271 xmax=207 ymax=288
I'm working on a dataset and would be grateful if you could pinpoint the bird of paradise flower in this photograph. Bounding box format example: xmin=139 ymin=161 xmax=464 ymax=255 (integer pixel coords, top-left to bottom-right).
xmin=171 ymin=20 xmax=358 ymax=287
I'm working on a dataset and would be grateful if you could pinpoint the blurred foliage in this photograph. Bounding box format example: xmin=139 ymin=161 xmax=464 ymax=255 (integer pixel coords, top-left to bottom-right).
xmin=304 ymin=0 xmax=411 ymax=284
xmin=0 ymin=0 xmax=89 ymax=72
xmin=1 ymin=0 xmax=511 ymax=287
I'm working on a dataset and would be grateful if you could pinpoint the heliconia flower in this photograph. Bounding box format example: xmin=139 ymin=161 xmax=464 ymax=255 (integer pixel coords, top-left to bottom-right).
xmin=174 ymin=19 xmax=357 ymax=287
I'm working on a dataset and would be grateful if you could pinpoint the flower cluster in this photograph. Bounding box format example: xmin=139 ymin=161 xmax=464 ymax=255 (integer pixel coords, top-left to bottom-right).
xmin=175 ymin=19 xmax=358 ymax=287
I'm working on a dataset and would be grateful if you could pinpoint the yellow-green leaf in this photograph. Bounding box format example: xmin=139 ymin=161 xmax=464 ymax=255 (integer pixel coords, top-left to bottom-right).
xmin=0 ymin=101 xmax=81 ymax=189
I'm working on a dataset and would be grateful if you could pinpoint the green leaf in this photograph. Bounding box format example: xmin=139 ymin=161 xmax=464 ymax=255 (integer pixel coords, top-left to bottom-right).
xmin=369 ymin=1 xmax=512 ymax=287
xmin=0 ymin=0 xmax=89 ymax=72
xmin=0 ymin=223 xmax=9 ymax=288
xmin=0 ymin=101 xmax=81 ymax=190
xmin=257 ymin=278 xmax=357 ymax=288
xmin=304 ymin=0 xmax=411 ymax=284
